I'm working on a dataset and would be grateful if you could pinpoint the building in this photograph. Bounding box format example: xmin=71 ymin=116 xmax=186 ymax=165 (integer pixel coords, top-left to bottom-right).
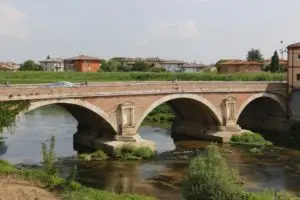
xmin=0 ymin=61 xmax=20 ymax=71
xmin=64 ymin=55 xmax=102 ymax=72
xmin=159 ymin=59 xmax=184 ymax=72
xmin=39 ymin=57 xmax=64 ymax=72
xmin=287 ymin=42 xmax=300 ymax=90
xmin=219 ymin=59 xmax=263 ymax=73
xmin=182 ymin=63 xmax=206 ymax=72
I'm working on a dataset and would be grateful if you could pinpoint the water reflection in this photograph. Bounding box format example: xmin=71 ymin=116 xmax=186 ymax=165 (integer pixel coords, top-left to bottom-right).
xmin=0 ymin=105 xmax=299 ymax=199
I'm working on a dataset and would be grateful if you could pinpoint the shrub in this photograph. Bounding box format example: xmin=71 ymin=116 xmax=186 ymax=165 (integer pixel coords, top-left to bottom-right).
xmin=182 ymin=144 xmax=244 ymax=200
xmin=230 ymin=131 xmax=273 ymax=146
xmin=41 ymin=135 xmax=57 ymax=176
xmin=91 ymin=150 xmax=108 ymax=160
xmin=115 ymin=144 xmax=155 ymax=160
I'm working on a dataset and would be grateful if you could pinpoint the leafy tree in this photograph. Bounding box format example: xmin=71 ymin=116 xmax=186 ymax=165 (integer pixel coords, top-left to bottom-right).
xmin=132 ymin=58 xmax=149 ymax=71
xmin=100 ymin=59 xmax=121 ymax=72
xmin=119 ymin=64 xmax=132 ymax=72
xmin=19 ymin=60 xmax=42 ymax=71
xmin=269 ymin=50 xmax=281 ymax=72
xmin=46 ymin=55 xmax=51 ymax=59
xmin=247 ymin=49 xmax=263 ymax=61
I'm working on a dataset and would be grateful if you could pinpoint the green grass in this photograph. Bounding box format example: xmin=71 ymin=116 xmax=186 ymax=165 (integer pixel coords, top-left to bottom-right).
xmin=230 ymin=131 xmax=273 ymax=147
xmin=78 ymin=150 xmax=108 ymax=161
xmin=0 ymin=71 xmax=286 ymax=84
xmin=115 ymin=144 xmax=155 ymax=160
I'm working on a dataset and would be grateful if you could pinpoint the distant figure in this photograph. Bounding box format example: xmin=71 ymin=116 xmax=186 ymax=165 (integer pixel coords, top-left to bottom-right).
xmin=4 ymin=80 xmax=9 ymax=87
xmin=84 ymin=80 xmax=88 ymax=86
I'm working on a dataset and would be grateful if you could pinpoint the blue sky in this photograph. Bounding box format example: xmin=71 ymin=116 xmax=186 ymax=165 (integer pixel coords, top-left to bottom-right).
xmin=0 ymin=0 xmax=299 ymax=64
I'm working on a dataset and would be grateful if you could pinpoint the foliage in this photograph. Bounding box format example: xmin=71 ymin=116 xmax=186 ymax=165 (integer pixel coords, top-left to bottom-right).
xmin=61 ymin=187 xmax=155 ymax=200
xmin=246 ymin=189 xmax=299 ymax=200
xmin=19 ymin=60 xmax=42 ymax=71
xmin=0 ymin=71 xmax=286 ymax=84
xmin=101 ymin=59 xmax=122 ymax=72
xmin=41 ymin=135 xmax=57 ymax=176
xmin=132 ymin=59 xmax=150 ymax=71
xmin=115 ymin=144 xmax=155 ymax=160
xmin=0 ymin=101 xmax=30 ymax=133
xmin=182 ymin=144 xmax=244 ymax=200
xmin=78 ymin=150 xmax=108 ymax=161
xmin=247 ymin=49 xmax=264 ymax=61
xmin=145 ymin=104 xmax=175 ymax=123
xmin=264 ymin=51 xmax=283 ymax=73
xmin=230 ymin=131 xmax=273 ymax=146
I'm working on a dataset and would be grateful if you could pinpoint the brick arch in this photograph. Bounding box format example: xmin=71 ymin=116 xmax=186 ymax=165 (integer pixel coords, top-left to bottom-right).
xmin=135 ymin=93 xmax=222 ymax=131
xmin=19 ymin=99 xmax=117 ymax=132
xmin=236 ymin=93 xmax=287 ymax=120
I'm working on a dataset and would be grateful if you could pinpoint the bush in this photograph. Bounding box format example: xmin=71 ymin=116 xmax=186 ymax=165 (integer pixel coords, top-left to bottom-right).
xmin=115 ymin=144 xmax=155 ymax=160
xmin=230 ymin=132 xmax=273 ymax=146
xmin=182 ymin=144 xmax=244 ymax=200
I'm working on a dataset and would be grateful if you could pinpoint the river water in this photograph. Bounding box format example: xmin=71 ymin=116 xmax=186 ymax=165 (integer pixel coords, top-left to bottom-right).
xmin=0 ymin=105 xmax=300 ymax=199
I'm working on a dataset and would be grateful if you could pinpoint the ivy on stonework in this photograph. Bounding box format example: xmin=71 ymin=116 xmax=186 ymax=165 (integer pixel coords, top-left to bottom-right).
xmin=0 ymin=101 xmax=30 ymax=133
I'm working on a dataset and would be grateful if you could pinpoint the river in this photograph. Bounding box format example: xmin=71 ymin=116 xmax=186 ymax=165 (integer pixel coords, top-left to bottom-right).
xmin=0 ymin=105 xmax=300 ymax=199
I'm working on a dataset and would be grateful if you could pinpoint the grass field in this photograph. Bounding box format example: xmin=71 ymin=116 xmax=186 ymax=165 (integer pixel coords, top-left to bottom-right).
xmin=0 ymin=71 xmax=286 ymax=84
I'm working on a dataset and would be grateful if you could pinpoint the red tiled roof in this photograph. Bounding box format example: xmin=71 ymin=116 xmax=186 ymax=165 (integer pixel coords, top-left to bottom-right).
xmin=220 ymin=60 xmax=263 ymax=65
xmin=64 ymin=55 xmax=102 ymax=61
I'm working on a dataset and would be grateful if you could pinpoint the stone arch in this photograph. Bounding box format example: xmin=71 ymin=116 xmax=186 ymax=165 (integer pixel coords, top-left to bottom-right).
xmin=236 ymin=93 xmax=287 ymax=120
xmin=19 ymin=99 xmax=117 ymax=133
xmin=135 ymin=93 xmax=222 ymax=132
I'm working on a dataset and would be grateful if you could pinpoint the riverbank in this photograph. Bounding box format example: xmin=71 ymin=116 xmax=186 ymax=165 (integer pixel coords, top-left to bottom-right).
xmin=0 ymin=71 xmax=286 ymax=84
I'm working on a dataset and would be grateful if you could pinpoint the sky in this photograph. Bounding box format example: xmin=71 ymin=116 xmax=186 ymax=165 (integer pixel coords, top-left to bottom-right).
xmin=1 ymin=0 xmax=300 ymax=64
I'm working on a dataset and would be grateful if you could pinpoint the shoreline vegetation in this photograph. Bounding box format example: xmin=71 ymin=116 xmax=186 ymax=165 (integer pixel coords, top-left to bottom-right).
xmin=0 ymin=71 xmax=286 ymax=84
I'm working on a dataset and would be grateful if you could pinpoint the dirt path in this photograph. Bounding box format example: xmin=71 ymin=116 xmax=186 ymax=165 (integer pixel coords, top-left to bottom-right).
xmin=0 ymin=177 xmax=58 ymax=200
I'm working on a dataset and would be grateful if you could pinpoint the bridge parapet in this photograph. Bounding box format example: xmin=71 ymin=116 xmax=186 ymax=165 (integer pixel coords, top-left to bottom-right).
xmin=0 ymin=81 xmax=288 ymax=101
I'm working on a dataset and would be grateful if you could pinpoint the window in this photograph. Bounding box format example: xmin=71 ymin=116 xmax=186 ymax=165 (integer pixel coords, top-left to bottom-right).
xmin=297 ymin=74 xmax=300 ymax=80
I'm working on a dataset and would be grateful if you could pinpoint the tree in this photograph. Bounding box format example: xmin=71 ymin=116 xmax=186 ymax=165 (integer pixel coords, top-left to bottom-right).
xmin=100 ymin=59 xmax=121 ymax=72
xmin=19 ymin=60 xmax=42 ymax=71
xmin=269 ymin=50 xmax=281 ymax=73
xmin=247 ymin=49 xmax=263 ymax=61
xmin=132 ymin=59 xmax=149 ymax=71
xmin=46 ymin=55 xmax=51 ymax=59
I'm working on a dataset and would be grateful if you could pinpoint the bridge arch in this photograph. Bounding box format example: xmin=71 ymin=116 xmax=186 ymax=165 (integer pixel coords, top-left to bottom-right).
xmin=19 ymin=99 xmax=117 ymax=138
xmin=237 ymin=93 xmax=288 ymax=133
xmin=135 ymin=94 xmax=222 ymax=137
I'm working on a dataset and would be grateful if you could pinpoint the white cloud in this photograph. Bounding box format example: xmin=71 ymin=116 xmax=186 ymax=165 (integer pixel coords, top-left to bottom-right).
xmin=148 ymin=19 xmax=200 ymax=40
xmin=0 ymin=1 xmax=27 ymax=39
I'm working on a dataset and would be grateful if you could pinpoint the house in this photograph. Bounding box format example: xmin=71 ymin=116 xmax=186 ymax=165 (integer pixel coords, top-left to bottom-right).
xmin=287 ymin=42 xmax=300 ymax=90
xmin=39 ymin=57 xmax=64 ymax=72
xmin=182 ymin=63 xmax=206 ymax=72
xmin=0 ymin=61 xmax=20 ymax=71
xmin=219 ymin=59 xmax=263 ymax=73
xmin=64 ymin=55 xmax=102 ymax=72
xmin=158 ymin=59 xmax=184 ymax=72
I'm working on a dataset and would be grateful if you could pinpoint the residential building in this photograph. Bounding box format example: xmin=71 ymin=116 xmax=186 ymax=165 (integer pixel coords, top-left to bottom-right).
xmin=39 ymin=57 xmax=64 ymax=72
xmin=159 ymin=59 xmax=184 ymax=72
xmin=64 ymin=55 xmax=102 ymax=72
xmin=0 ymin=61 xmax=20 ymax=71
xmin=287 ymin=42 xmax=300 ymax=90
xmin=182 ymin=63 xmax=206 ymax=72
xmin=219 ymin=59 xmax=263 ymax=73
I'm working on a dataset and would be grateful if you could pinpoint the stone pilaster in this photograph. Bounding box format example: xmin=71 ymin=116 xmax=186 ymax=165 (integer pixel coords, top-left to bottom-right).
xmin=115 ymin=102 xmax=138 ymax=141
xmin=221 ymin=96 xmax=242 ymax=132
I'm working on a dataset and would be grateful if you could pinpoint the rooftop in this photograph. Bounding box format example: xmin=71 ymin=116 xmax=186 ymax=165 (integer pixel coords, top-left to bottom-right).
xmin=287 ymin=42 xmax=300 ymax=49
xmin=220 ymin=59 xmax=263 ymax=65
xmin=39 ymin=58 xmax=63 ymax=63
xmin=182 ymin=63 xmax=205 ymax=68
xmin=64 ymin=55 xmax=102 ymax=61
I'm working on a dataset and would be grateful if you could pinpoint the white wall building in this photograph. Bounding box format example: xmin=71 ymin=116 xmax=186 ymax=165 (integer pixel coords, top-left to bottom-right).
xmin=158 ymin=60 xmax=184 ymax=72
xmin=39 ymin=57 xmax=64 ymax=72
xmin=182 ymin=63 xmax=206 ymax=72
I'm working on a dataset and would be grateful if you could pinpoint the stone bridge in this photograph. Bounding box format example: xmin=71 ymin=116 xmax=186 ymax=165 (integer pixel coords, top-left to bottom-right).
xmin=0 ymin=81 xmax=289 ymax=153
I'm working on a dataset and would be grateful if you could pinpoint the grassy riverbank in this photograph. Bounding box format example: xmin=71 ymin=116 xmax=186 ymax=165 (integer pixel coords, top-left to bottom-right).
xmin=0 ymin=71 xmax=286 ymax=84
xmin=0 ymin=136 xmax=155 ymax=200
